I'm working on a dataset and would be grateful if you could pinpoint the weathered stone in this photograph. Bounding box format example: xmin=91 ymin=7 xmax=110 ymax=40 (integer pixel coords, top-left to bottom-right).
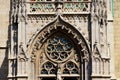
xmin=0 ymin=0 xmax=118 ymax=80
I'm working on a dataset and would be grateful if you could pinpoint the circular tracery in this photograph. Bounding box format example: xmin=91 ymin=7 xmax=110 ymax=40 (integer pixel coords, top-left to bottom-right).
xmin=41 ymin=62 xmax=56 ymax=74
xmin=46 ymin=34 xmax=73 ymax=63
xmin=63 ymin=61 xmax=79 ymax=74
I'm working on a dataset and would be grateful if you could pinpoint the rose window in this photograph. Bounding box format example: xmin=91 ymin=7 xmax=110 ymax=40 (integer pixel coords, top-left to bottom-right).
xmin=46 ymin=34 xmax=73 ymax=63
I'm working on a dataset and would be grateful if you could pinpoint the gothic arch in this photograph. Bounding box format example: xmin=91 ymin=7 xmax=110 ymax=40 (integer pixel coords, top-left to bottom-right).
xmin=27 ymin=15 xmax=91 ymax=80
xmin=27 ymin=15 xmax=90 ymax=56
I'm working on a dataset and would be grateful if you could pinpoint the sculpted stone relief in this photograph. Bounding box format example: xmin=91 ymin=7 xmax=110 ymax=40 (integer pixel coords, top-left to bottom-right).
xmin=8 ymin=0 xmax=112 ymax=79
xmin=25 ymin=0 xmax=91 ymax=48
xmin=92 ymin=0 xmax=107 ymax=47
xmin=36 ymin=31 xmax=88 ymax=80
xmin=26 ymin=14 xmax=89 ymax=46
xmin=90 ymin=0 xmax=109 ymax=66
xmin=26 ymin=15 xmax=56 ymax=43
xmin=25 ymin=15 xmax=90 ymax=80
xmin=28 ymin=16 xmax=90 ymax=62
xmin=92 ymin=43 xmax=110 ymax=75
xmin=28 ymin=0 xmax=91 ymax=13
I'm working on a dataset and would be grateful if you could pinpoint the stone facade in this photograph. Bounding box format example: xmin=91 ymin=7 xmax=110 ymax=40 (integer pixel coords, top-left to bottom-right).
xmin=0 ymin=0 xmax=118 ymax=80
xmin=0 ymin=0 xmax=10 ymax=80
xmin=114 ymin=0 xmax=120 ymax=79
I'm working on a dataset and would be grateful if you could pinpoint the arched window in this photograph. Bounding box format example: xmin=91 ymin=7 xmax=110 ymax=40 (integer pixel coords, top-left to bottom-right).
xmin=29 ymin=16 xmax=90 ymax=80
xmin=37 ymin=31 xmax=82 ymax=80
xmin=41 ymin=62 xmax=56 ymax=74
xmin=63 ymin=61 xmax=79 ymax=74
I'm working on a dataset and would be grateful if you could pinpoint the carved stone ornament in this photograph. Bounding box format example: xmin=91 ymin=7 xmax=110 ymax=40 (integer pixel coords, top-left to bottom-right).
xmin=28 ymin=0 xmax=91 ymax=14
xmin=31 ymin=54 xmax=36 ymax=62
xmin=27 ymin=15 xmax=90 ymax=63
xmin=18 ymin=43 xmax=28 ymax=62
xmin=92 ymin=43 xmax=101 ymax=60
xmin=82 ymin=49 xmax=89 ymax=62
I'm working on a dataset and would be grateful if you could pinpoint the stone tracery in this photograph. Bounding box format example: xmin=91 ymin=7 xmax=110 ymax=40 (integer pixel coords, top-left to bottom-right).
xmin=46 ymin=33 xmax=73 ymax=62
xmin=8 ymin=0 xmax=114 ymax=80
xmin=26 ymin=15 xmax=90 ymax=80
xmin=27 ymin=0 xmax=91 ymax=14
xmin=29 ymin=16 xmax=90 ymax=63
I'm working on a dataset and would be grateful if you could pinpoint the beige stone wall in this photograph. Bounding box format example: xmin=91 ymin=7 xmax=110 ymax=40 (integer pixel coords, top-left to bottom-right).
xmin=0 ymin=0 xmax=120 ymax=79
xmin=0 ymin=1 xmax=10 ymax=46
xmin=114 ymin=0 xmax=120 ymax=78
xmin=0 ymin=1 xmax=10 ymax=80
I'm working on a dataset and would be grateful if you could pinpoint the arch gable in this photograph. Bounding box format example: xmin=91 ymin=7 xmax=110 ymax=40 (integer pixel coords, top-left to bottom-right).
xmin=27 ymin=15 xmax=90 ymax=62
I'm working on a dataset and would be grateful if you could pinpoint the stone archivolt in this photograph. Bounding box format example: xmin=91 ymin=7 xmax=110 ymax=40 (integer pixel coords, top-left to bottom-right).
xmin=25 ymin=15 xmax=91 ymax=80
xmin=28 ymin=15 xmax=90 ymax=63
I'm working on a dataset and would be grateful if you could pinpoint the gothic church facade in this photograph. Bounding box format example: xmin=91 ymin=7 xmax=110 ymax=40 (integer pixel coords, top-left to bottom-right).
xmin=0 ymin=0 xmax=116 ymax=80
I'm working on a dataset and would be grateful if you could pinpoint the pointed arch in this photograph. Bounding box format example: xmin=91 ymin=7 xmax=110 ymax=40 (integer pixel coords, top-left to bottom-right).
xmin=27 ymin=15 xmax=91 ymax=80
xmin=27 ymin=15 xmax=91 ymax=60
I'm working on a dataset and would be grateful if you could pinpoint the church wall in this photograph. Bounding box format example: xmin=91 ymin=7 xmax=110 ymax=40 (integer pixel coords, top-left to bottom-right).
xmin=0 ymin=0 xmax=119 ymax=80
xmin=0 ymin=0 xmax=9 ymax=47
xmin=114 ymin=0 xmax=120 ymax=78
xmin=0 ymin=1 xmax=10 ymax=80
